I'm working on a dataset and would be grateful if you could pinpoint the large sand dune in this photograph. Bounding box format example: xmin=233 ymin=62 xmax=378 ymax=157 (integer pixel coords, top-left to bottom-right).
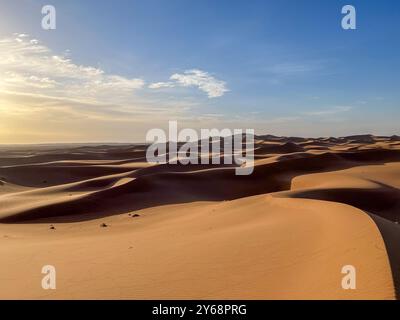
xmin=0 ymin=135 xmax=399 ymax=299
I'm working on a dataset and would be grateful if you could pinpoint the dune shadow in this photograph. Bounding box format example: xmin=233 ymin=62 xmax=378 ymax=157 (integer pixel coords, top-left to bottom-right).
xmin=1 ymin=147 xmax=400 ymax=224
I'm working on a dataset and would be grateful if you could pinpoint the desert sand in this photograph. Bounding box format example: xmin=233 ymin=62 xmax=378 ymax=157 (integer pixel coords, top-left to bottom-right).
xmin=0 ymin=135 xmax=399 ymax=300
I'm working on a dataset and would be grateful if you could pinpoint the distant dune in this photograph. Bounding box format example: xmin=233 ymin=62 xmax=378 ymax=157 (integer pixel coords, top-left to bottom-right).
xmin=0 ymin=135 xmax=399 ymax=299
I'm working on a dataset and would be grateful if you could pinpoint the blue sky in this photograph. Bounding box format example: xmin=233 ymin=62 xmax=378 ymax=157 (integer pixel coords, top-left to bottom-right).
xmin=0 ymin=0 xmax=399 ymax=142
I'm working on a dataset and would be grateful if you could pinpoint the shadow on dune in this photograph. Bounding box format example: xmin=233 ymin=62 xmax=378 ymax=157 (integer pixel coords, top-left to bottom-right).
xmin=285 ymin=180 xmax=400 ymax=299
xmin=286 ymin=181 xmax=400 ymax=223
xmin=2 ymin=137 xmax=400 ymax=298
xmin=1 ymin=147 xmax=400 ymax=224
xmin=367 ymin=214 xmax=400 ymax=299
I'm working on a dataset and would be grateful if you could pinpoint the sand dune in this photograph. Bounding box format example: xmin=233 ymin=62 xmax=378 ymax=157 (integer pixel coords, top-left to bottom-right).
xmin=0 ymin=196 xmax=394 ymax=299
xmin=0 ymin=135 xmax=399 ymax=299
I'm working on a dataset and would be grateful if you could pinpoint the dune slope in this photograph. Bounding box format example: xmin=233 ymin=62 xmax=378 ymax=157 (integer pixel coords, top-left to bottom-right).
xmin=0 ymin=135 xmax=399 ymax=299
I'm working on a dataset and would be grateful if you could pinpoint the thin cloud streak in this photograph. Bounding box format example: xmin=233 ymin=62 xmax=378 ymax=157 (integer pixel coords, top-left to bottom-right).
xmin=303 ymin=106 xmax=353 ymax=116
xmin=149 ymin=69 xmax=229 ymax=98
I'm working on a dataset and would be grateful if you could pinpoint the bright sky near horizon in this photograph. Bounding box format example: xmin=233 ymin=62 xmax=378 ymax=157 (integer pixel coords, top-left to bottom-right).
xmin=0 ymin=0 xmax=399 ymax=143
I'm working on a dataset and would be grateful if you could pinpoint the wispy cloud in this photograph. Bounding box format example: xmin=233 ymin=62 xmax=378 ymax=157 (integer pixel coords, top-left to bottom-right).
xmin=268 ymin=62 xmax=318 ymax=75
xmin=0 ymin=35 xmax=218 ymax=122
xmin=261 ymin=60 xmax=326 ymax=85
xmin=148 ymin=82 xmax=176 ymax=89
xmin=0 ymin=34 xmax=212 ymax=142
xmin=0 ymin=34 xmax=145 ymax=107
xmin=149 ymin=69 xmax=229 ymax=98
xmin=303 ymin=106 xmax=353 ymax=116
xmin=0 ymin=33 xmax=229 ymax=107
